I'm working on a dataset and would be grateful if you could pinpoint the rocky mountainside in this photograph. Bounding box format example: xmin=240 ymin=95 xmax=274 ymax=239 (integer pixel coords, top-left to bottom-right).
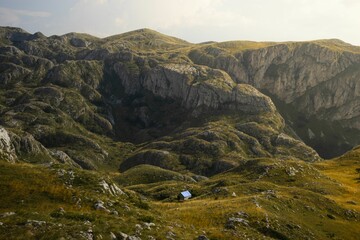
xmin=0 ymin=27 xmax=359 ymax=239
xmin=189 ymin=39 xmax=360 ymax=157
xmin=1 ymin=27 xmax=359 ymax=161
xmin=0 ymin=27 xmax=322 ymax=171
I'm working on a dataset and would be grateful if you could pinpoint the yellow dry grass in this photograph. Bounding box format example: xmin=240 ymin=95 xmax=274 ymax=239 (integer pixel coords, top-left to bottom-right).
xmin=315 ymin=157 xmax=360 ymax=212
xmin=153 ymin=195 xmax=267 ymax=239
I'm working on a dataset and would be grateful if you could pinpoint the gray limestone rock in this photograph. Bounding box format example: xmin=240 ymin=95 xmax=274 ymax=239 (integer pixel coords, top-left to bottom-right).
xmin=94 ymin=200 xmax=110 ymax=213
xmin=70 ymin=38 xmax=91 ymax=48
xmin=225 ymin=217 xmax=249 ymax=229
xmin=0 ymin=212 xmax=16 ymax=218
xmin=0 ymin=127 xmax=17 ymax=163
xmin=198 ymin=235 xmax=209 ymax=240
xmin=99 ymin=180 xmax=125 ymax=196
xmin=115 ymin=62 xmax=276 ymax=115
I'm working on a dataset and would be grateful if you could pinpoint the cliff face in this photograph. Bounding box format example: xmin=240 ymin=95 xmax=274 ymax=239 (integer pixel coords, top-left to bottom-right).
xmin=189 ymin=41 xmax=360 ymax=116
xmin=189 ymin=40 xmax=360 ymax=157
xmin=114 ymin=62 xmax=276 ymax=113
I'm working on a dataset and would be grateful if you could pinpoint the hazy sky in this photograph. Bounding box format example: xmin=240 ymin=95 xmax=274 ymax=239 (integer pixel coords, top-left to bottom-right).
xmin=0 ymin=0 xmax=359 ymax=45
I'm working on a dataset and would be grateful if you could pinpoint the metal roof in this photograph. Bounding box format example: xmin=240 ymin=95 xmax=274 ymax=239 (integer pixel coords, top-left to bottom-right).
xmin=180 ymin=190 xmax=192 ymax=198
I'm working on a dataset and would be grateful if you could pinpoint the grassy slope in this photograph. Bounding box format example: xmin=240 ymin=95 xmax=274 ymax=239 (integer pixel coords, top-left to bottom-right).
xmin=0 ymin=148 xmax=359 ymax=239
xmin=0 ymin=162 xmax=165 ymax=240
xmin=314 ymin=146 xmax=360 ymax=212
xmin=150 ymin=155 xmax=360 ymax=239
xmin=202 ymin=39 xmax=360 ymax=54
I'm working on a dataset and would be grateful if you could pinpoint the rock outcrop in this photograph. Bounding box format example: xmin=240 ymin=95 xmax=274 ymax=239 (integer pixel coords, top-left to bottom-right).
xmin=0 ymin=127 xmax=17 ymax=163
xmin=115 ymin=62 xmax=275 ymax=114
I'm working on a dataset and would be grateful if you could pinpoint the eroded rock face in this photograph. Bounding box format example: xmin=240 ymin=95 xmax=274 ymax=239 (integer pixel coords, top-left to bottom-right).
xmin=189 ymin=42 xmax=360 ymax=105
xmin=294 ymin=65 xmax=360 ymax=126
xmin=0 ymin=127 xmax=56 ymax=164
xmin=0 ymin=127 xmax=17 ymax=163
xmin=9 ymin=131 xmax=54 ymax=163
xmin=114 ymin=62 xmax=276 ymax=115
xmin=98 ymin=180 xmax=125 ymax=196
xmin=49 ymin=150 xmax=79 ymax=167
xmin=70 ymin=37 xmax=91 ymax=48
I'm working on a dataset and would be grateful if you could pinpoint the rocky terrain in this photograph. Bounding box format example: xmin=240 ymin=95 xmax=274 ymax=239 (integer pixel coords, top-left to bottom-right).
xmin=0 ymin=26 xmax=323 ymax=169
xmin=0 ymin=26 xmax=359 ymax=239
xmin=189 ymin=40 xmax=360 ymax=157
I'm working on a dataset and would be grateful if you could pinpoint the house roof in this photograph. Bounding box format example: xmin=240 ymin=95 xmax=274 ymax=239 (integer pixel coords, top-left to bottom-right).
xmin=180 ymin=190 xmax=192 ymax=198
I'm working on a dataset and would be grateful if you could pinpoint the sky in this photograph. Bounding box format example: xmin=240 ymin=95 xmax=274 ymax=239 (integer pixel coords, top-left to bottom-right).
xmin=0 ymin=0 xmax=359 ymax=45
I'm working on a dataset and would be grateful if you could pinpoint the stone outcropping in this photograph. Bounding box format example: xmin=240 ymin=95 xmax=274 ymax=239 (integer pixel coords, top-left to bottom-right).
xmin=114 ymin=62 xmax=276 ymax=115
xmin=0 ymin=127 xmax=17 ymax=163
xmin=0 ymin=127 xmax=55 ymax=163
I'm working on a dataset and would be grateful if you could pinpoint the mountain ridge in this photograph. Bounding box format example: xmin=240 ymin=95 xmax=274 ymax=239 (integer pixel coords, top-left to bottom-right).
xmin=3 ymin=26 xmax=360 ymax=49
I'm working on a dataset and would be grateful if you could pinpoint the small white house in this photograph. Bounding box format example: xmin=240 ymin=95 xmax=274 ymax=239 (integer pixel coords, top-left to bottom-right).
xmin=178 ymin=190 xmax=192 ymax=201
